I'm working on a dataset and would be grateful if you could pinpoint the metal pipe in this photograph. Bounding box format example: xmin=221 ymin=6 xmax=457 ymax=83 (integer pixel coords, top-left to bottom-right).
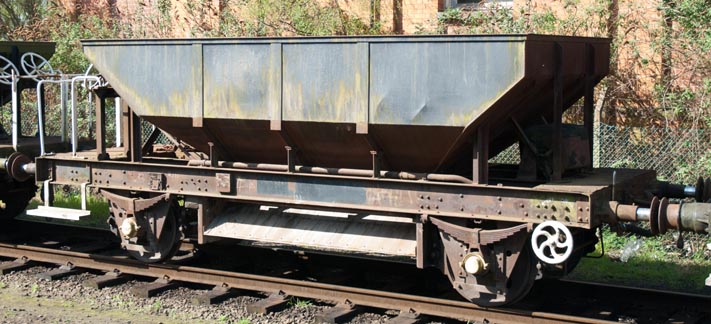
xmin=11 ymin=71 xmax=18 ymax=151
xmin=612 ymin=199 xmax=711 ymax=234
xmin=635 ymin=207 xmax=651 ymax=221
xmin=60 ymin=81 xmax=68 ymax=143
xmin=21 ymin=163 xmax=35 ymax=175
xmin=115 ymin=97 xmax=121 ymax=147
xmin=187 ymin=159 xmax=472 ymax=184
xmin=609 ymin=201 xmax=639 ymax=222
xmin=684 ymin=186 xmax=696 ymax=197
xmin=658 ymin=181 xmax=697 ymax=198
xmin=0 ymin=153 xmax=33 ymax=181
xmin=37 ymin=78 xmax=73 ymax=156
xmin=70 ymin=76 xmax=101 ymax=156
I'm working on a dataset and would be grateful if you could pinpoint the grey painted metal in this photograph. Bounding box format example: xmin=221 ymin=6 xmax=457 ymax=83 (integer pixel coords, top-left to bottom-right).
xmin=82 ymin=36 xmax=527 ymax=124
xmin=81 ymin=35 xmax=611 ymax=172
xmin=203 ymin=44 xmax=279 ymax=120
xmin=84 ymin=43 xmax=202 ymax=118
xmin=369 ymin=41 xmax=522 ymax=126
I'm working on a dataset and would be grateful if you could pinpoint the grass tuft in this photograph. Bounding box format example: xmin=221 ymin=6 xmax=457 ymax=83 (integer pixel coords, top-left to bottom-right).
xmin=20 ymin=189 xmax=110 ymax=229
xmin=572 ymin=226 xmax=711 ymax=293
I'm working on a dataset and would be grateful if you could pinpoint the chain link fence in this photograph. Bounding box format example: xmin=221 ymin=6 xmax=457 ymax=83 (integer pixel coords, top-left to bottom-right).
xmin=2 ymin=92 xmax=167 ymax=148
xmin=3 ymin=95 xmax=710 ymax=184
xmin=0 ymin=90 xmax=113 ymax=141
xmin=491 ymin=123 xmax=711 ymax=183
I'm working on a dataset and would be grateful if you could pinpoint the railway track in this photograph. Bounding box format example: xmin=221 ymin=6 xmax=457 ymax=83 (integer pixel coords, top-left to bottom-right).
xmin=0 ymin=239 xmax=621 ymax=324
xmin=0 ymin=221 xmax=707 ymax=324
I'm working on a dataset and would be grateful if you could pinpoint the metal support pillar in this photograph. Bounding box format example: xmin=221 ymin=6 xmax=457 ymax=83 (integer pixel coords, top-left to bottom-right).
xmin=286 ymin=146 xmax=295 ymax=173
xmin=552 ymin=42 xmax=564 ymax=181
xmin=94 ymin=93 xmax=108 ymax=160
xmin=415 ymin=215 xmax=433 ymax=269
xmin=114 ymin=97 xmax=121 ymax=147
xmin=39 ymin=83 xmax=46 ymax=137
xmin=472 ymin=125 xmax=489 ymax=184
xmin=371 ymin=151 xmax=381 ymax=178
xmin=14 ymin=81 xmax=22 ymax=137
xmin=584 ymin=43 xmax=595 ymax=171
xmin=60 ymin=82 xmax=68 ymax=143
xmin=120 ymin=99 xmax=130 ymax=157
xmin=129 ymin=108 xmax=141 ymax=163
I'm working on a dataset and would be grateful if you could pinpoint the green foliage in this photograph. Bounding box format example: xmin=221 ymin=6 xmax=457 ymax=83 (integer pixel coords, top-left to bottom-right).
xmin=9 ymin=4 xmax=122 ymax=74
xmin=436 ymin=1 xmax=609 ymax=36
xmin=46 ymin=13 xmax=121 ymax=74
xmin=197 ymin=0 xmax=380 ymax=37
xmin=0 ymin=0 xmax=43 ymax=40
xmin=649 ymin=0 xmax=711 ymax=127
xmin=435 ymin=6 xmax=525 ymax=34
xmin=609 ymin=158 xmax=637 ymax=169
xmin=661 ymin=0 xmax=711 ymax=53
xmin=573 ymin=225 xmax=711 ymax=293
xmin=288 ymin=297 xmax=312 ymax=308
xmin=675 ymin=149 xmax=711 ymax=182
xmin=149 ymin=300 xmax=162 ymax=312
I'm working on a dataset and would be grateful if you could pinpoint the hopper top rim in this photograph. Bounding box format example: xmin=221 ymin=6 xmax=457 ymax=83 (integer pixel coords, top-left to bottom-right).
xmin=81 ymin=34 xmax=611 ymax=47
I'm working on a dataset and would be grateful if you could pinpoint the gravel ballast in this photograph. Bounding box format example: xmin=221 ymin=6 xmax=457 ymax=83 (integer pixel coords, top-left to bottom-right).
xmin=0 ymin=265 xmax=451 ymax=324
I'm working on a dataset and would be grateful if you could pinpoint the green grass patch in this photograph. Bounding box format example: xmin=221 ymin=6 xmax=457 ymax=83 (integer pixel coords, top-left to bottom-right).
xmin=18 ymin=190 xmax=110 ymax=229
xmin=570 ymin=226 xmax=711 ymax=294
xmin=288 ymin=297 xmax=312 ymax=308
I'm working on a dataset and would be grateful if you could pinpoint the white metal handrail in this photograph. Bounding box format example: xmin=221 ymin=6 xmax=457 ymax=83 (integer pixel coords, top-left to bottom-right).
xmin=70 ymin=75 xmax=102 ymax=156
xmin=11 ymin=71 xmax=18 ymax=151
xmin=12 ymin=72 xmax=74 ymax=152
xmin=36 ymin=78 xmax=70 ymax=156
xmin=6 ymin=64 xmax=114 ymax=156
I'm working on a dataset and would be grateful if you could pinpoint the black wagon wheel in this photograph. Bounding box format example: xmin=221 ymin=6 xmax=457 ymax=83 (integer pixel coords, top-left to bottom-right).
xmin=472 ymin=242 xmax=538 ymax=307
xmin=126 ymin=205 xmax=182 ymax=263
xmin=0 ymin=180 xmax=37 ymax=221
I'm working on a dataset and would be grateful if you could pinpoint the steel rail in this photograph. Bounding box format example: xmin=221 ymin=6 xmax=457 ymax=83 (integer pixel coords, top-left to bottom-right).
xmin=0 ymin=242 xmax=614 ymax=324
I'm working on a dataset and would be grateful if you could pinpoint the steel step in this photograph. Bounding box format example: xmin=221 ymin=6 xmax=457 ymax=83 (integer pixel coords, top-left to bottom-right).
xmin=25 ymin=206 xmax=91 ymax=221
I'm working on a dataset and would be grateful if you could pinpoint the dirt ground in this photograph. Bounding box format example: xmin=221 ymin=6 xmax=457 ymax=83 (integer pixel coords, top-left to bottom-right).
xmin=0 ymin=287 xmax=187 ymax=324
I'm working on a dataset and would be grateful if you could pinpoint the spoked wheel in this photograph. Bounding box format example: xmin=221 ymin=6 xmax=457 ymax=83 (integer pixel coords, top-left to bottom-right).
xmin=125 ymin=205 xmax=182 ymax=263
xmin=20 ymin=52 xmax=55 ymax=82
xmin=0 ymin=55 xmax=18 ymax=85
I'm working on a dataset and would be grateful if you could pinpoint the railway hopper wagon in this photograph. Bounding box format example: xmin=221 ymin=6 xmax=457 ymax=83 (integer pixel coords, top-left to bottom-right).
xmin=4 ymin=35 xmax=711 ymax=306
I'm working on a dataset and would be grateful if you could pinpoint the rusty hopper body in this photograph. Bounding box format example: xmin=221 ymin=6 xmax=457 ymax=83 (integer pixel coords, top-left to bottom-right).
xmin=82 ymin=35 xmax=609 ymax=173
